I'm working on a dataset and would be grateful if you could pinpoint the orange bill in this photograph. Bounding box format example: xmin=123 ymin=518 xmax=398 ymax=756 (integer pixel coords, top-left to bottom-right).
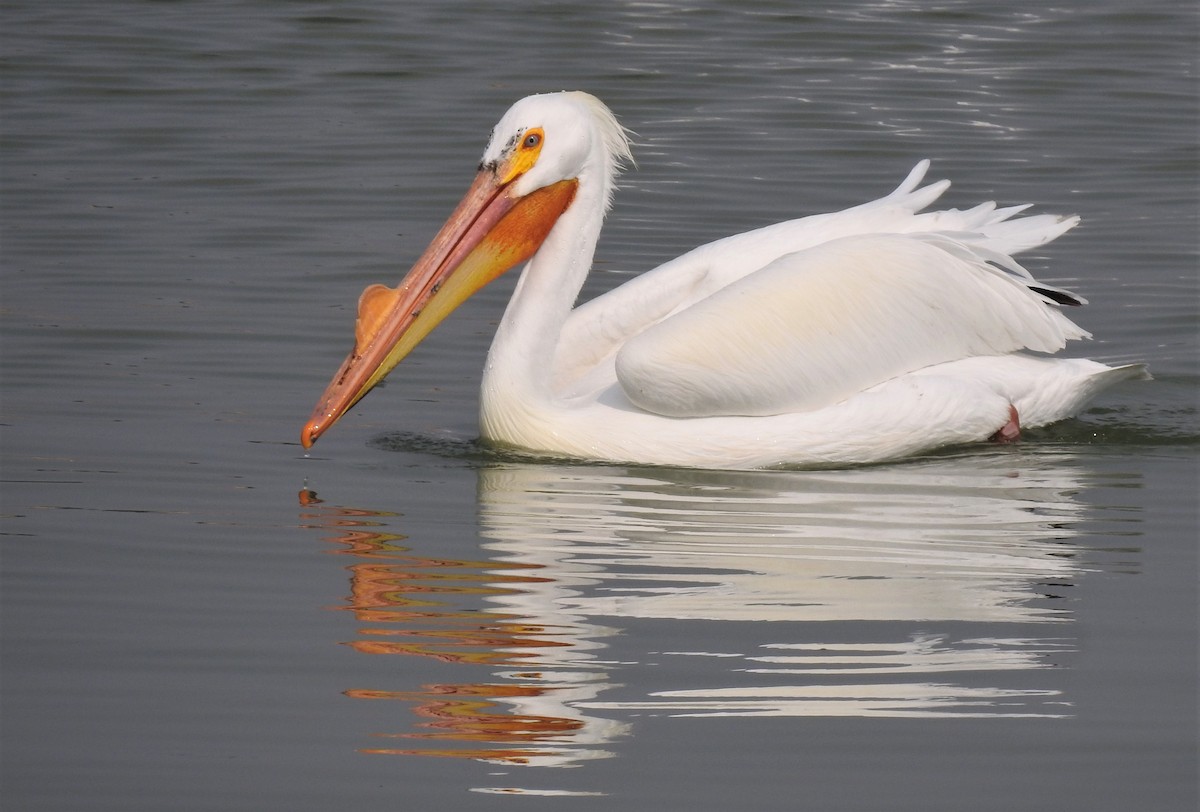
xmin=302 ymin=168 xmax=577 ymax=448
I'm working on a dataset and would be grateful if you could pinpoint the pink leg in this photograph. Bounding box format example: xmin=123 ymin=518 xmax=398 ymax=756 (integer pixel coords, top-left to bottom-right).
xmin=989 ymin=404 xmax=1021 ymax=443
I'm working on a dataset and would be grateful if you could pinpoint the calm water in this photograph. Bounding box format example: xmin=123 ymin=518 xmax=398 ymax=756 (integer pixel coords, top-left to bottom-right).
xmin=2 ymin=1 xmax=1197 ymax=809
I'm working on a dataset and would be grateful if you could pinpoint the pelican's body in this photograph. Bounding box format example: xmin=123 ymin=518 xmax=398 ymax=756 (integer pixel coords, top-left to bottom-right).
xmin=303 ymin=92 xmax=1146 ymax=468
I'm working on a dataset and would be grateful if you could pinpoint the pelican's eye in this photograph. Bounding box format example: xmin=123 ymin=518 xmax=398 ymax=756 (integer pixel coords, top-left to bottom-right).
xmin=499 ymin=127 xmax=546 ymax=184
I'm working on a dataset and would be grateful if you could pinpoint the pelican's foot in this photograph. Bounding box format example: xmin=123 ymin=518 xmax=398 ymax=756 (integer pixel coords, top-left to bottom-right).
xmin=989 ymin=404 xmax=1021 ymax=444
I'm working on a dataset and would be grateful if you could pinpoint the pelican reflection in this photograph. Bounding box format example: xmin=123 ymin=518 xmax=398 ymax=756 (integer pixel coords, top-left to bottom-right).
xmin=306 ymin=451 xmax=1099 ymax=767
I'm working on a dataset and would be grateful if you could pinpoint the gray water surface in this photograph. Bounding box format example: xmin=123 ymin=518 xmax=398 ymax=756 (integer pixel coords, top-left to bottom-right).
xmin=2 ymin=2 xmax=1196 ymax=810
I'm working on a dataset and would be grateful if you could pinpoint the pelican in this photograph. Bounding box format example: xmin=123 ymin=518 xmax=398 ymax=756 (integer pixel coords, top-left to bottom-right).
xmin=302 ymin=91 xmax=1146 ymax=468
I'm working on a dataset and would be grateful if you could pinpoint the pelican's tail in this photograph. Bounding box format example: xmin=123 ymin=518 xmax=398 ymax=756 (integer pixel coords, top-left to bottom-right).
xmin=1018 ymin=360 xmax=1151 ymax=428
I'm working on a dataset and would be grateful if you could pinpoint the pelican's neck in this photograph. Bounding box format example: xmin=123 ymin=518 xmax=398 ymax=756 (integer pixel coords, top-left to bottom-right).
xmin=481 ymin=176 xmax=606 ymax=418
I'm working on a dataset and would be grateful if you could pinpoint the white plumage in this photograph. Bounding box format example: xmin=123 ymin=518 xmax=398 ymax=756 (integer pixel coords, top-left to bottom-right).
xmin=304 ymin=91 xmax=1147 ymax=467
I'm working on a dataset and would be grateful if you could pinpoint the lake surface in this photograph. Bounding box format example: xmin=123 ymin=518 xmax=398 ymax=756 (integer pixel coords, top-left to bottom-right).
xmin=2 ymin=1 xmax=1196 ymax=809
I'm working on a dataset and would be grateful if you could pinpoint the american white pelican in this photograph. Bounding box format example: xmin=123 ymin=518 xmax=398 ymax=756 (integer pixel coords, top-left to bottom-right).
xmin=302 ymin=91 xmax=1146 ymax=468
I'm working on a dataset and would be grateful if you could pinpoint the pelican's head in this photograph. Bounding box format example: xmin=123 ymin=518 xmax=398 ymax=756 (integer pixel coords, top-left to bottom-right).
xmin=481 ymin=91 xmax=632 ymax=210
xmin=301 ymin=92 xmax=631 ymax=448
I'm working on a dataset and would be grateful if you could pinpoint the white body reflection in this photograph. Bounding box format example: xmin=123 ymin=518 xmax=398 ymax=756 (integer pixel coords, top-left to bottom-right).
xmin=482 ymin=459 xmax=1083 ymax=625
xmin=474 ymin=452 xmax=1087 ymax=736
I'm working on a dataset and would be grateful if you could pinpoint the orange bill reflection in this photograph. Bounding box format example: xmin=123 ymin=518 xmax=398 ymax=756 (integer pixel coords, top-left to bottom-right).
xmin=299 ymin=493 xmax=627 ymax=767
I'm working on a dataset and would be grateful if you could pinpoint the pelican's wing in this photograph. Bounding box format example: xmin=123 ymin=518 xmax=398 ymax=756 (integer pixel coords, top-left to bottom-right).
xmin=552 ymin=162 xmax=1080 ymax=399
xmin=614 ymin=231 xmax=1088 ymax=418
